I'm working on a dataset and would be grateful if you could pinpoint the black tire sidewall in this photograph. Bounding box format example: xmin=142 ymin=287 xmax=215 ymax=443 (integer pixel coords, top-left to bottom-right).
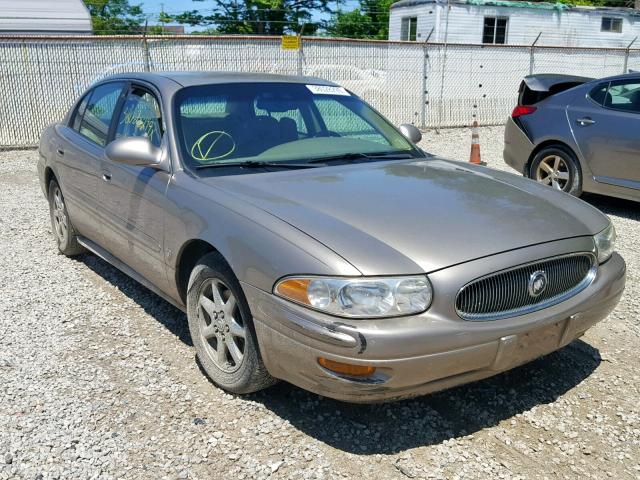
xmin=529 ymin=146 xmax=582 ymax=196
xmin=186 ymin=252 xmax=274 ymax=394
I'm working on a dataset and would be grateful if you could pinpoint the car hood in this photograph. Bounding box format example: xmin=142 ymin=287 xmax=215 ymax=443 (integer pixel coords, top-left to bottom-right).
xmin=202 ymin=159 xmax=609 ymax=275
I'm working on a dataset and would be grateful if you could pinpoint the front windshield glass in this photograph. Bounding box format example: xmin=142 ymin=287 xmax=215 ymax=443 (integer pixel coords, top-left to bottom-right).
xmin=174 ymin=82 xmax=420 ymax=170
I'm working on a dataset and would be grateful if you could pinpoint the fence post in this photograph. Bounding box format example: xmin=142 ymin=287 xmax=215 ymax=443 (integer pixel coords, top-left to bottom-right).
xmin=421 ymin=28 xmax=434 ymax=129
xmin=529 ymin=32 xmax=541 ymax=75
xmin=297 ymin=24 xmax=306 ymax=76
xmin=142 ymin=21 xmax=151 ymax=72
xmin=623 ymin=37 xmax=637 ymax=74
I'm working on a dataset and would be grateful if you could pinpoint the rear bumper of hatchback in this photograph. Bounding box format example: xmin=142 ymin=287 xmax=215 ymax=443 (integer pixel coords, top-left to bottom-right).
xmin=245 ymin=242 xmax=625 ymax=403
xmin=504 ymin=117 xmax=534 ymax=175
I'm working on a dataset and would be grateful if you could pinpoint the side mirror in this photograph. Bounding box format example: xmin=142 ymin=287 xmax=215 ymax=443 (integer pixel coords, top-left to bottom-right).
xmin=105 ymin=137 xmax=162 ymax=167
xmin=399 ymin=124 xmax=422 ymax=144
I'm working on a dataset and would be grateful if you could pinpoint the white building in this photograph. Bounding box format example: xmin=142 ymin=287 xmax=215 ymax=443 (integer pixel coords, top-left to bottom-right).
xmin=389 ymin=0 xmax=640 ymax=47
xmin=0 ymin=0 xmax=92 ymax=35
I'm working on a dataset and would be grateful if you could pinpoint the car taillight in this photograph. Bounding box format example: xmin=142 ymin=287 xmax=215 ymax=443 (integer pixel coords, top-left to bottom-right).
xmin=511 ymin=105 xmax=537 ymax=118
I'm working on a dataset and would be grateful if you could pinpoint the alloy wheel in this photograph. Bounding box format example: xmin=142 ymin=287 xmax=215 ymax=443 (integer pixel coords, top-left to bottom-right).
xmin=52 ymin=187 xmax=69 ymax=245
xmin=197 ymin=278 xmax=246 ymax=373
xmin=536 ymin=155 xmax=570 ymax=191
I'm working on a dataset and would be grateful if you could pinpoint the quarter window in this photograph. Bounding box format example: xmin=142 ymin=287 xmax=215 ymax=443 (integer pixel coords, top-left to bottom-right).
xmin=483 ymin=17 xmax=508 ymax=44
xmin=78 ymin=82 xmax=125 ymax=147
xmin=400 ymin=17 xmax=417 ymax=41
xmin=115 ymin=87 xmax=163 ymax=147
xmin=601 ymin=17 xmax=622 ymax=33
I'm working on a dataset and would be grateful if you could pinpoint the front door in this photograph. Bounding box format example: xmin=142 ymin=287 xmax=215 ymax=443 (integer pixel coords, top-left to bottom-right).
xmin=568 ymin=78 xmax=640 ymax=189
xmin=55 ymin=82 xmax=126 ymax=244
xmin=98 ymin=84 xmax=171 ymax=289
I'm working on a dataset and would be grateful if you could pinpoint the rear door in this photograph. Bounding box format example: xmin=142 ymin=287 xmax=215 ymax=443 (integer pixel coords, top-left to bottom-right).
xmin=568 ymin=78 xmax=640 ymax=188
xmin=54 ymin=81 xmax=127 ymax=243
xmin=99 ymin=83 xmax=171 ymax=288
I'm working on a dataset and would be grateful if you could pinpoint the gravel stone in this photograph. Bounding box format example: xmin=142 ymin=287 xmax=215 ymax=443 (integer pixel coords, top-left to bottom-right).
xmin=1 ymin=127 xmax=639 ymax=479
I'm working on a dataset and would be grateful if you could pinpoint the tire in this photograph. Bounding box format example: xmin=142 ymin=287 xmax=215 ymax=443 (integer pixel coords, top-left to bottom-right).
xmin=529 ymin=146 xmax=582 ymax=196
xmin=186 ymin=252 xmax=277 ymax=394
xmin=48 ymin=179 xmax=85 ymax=256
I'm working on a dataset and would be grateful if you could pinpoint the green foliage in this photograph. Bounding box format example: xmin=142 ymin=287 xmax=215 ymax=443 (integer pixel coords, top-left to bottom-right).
xmin=83 ymin=0 xmax=145 ymax=34
xmin=170 ymin=0 xmax=331 ymax=35
xmin=327 ymin=0 xmax=393 ymax=39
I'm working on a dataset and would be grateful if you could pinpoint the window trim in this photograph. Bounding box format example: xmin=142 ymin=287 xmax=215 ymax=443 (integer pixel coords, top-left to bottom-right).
xmin=400 ymin=16 xmax=418 ymax=42
xmin=601 ymin=17 xmax=623 ymax=33
xmin=482 ymin=16 xmax=508 ymax=44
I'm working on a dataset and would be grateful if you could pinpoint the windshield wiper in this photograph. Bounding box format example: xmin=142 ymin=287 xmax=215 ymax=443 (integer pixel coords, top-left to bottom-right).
xmin=195 ymin=160 xmax=320 ymax=170
xmin=307 ymin=151 xmax=416 ymax=164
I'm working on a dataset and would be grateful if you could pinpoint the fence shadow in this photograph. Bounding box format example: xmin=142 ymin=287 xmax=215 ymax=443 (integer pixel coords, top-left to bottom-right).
xmin=74 ymin=250 xmax=601 ymax=455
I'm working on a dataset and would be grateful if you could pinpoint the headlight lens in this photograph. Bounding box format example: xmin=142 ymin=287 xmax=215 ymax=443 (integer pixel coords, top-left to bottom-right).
xmin=274 ymin=276 xmax=433 ymax=318
xmin=594 ymin=223 xmax=616 ymax=264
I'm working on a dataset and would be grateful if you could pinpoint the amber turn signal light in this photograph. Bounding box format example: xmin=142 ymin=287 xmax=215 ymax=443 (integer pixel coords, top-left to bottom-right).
xmin=318 ymin=357 xmax=376 ymax=377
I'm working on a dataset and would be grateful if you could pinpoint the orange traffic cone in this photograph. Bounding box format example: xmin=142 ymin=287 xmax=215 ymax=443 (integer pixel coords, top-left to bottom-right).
xmin=469 ymin=120 xmax=485 ymax=165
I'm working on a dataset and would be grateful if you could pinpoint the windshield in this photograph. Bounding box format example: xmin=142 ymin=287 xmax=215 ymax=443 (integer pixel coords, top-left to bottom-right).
xmin=173 ymin=82 xmax=420 ymax=171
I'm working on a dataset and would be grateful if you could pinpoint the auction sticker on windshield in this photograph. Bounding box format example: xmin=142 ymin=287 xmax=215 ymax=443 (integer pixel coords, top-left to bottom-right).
xmin=306 ymin=85 xmax=350 ymax=96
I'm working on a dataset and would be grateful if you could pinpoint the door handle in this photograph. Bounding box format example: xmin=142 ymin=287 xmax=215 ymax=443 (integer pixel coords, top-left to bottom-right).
xmin=102 ymin=172 xmax=112 ymax=182
xmin=56 ymin=147 xmax=65 ymax=156
xmin=576 ymin=117 xmax=596 ymax=126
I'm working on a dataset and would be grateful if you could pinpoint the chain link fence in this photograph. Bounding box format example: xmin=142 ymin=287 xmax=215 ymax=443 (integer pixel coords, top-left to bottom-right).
xmin=0 ymin=35 xmax=638 ymax=148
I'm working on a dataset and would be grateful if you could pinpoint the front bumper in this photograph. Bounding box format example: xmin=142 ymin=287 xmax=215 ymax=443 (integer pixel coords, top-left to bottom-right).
xmin=245 ymin=238 xmax=625 ymax=403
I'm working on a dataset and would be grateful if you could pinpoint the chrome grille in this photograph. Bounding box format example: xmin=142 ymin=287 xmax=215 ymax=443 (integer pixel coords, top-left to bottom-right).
xmin=455 ymin=253 xmax=596 ymax=321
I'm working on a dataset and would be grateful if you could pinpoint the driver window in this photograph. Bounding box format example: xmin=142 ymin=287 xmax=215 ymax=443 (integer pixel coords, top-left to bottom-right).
xmin=115 ymin=87 xmax=163 ymax=147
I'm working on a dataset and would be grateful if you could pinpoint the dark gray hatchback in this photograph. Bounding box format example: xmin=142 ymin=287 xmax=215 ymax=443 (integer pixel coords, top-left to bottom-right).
xmin=504 ymin=73 xmax=640 ymax=202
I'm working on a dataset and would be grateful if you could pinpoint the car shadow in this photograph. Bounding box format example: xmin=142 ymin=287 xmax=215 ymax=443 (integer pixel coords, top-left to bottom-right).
xmin=582 ymin=193 xmax=640 ymax=221
xmin=246 ymin=340 xmax=600 ymax=454
xmin=76 ymin=252 xmax=192 ymax=346
xmin=75 ymin=250 xmax=601 ymax=455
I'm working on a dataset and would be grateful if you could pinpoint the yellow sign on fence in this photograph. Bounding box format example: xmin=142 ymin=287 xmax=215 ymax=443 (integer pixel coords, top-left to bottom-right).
xmin=281 ymin=35 xmax=300 ymax=50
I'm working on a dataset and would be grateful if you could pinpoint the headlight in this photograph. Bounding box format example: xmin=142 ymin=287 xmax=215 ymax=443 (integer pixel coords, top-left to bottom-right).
xmin=594 ymin=223 xmax=616 ymax=264
xmin=274 ymin=276 xmax=433 ymax=318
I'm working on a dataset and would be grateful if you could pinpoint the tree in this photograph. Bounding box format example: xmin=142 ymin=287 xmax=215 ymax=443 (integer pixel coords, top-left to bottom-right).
xmin=172 ymin=0 xmax=332 ymax=36
xmin=327 ymin=0 xmax=393 ymax=39
xmin=83 ymin=0 xmax=145 ymax=34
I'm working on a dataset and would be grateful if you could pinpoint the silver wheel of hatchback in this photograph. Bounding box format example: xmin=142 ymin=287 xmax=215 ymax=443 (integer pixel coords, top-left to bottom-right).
xmin=197 ymin=278 xmax=246 ymax=373
xmin=536 ymin=155 xmax=570 ymax=191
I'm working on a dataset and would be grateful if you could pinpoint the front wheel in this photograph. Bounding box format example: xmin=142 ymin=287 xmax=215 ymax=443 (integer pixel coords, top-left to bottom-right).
xmin=186 ymin=252 xmax=277 ymax=394
xmin=529 ymin=146 xmax=582 ymax=196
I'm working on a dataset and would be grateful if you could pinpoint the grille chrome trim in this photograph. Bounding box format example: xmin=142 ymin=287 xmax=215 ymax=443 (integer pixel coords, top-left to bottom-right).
xmin=455 ymin=253 xmax=597 ymax=321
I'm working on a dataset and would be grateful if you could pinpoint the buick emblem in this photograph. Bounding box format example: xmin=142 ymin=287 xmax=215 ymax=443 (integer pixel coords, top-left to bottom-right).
xmin=528 ymin=270 xmax=548 ymax=297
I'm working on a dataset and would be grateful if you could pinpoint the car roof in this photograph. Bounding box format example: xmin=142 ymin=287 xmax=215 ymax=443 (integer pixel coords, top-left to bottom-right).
xmin=592 ymin=72 xmax=640 ymax=84
xmin=103 ymin=71 xmax=338 ymax=88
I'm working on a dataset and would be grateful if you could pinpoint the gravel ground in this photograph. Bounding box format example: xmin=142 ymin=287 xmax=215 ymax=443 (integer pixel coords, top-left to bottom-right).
xmin=1 ymin=127 xmax=639 ymax=480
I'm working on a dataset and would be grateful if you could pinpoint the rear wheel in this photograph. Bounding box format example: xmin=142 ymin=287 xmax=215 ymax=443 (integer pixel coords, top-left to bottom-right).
xmin=186 ymin=252 xmax=277 ymax=394
xmin=529 ymin=146 xmax=582 ymax=196
xmin=48 ymin=180 xmax=85 ymax=256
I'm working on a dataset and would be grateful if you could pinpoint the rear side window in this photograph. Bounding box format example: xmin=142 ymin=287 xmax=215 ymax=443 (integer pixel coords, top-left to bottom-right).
xmin=605 ymin=81 xmax=640 ymax=112
xmin=77 ymin=82 xmax=125 ymax=147
xmin=71 ymin=94 xmax=89 ymax=131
